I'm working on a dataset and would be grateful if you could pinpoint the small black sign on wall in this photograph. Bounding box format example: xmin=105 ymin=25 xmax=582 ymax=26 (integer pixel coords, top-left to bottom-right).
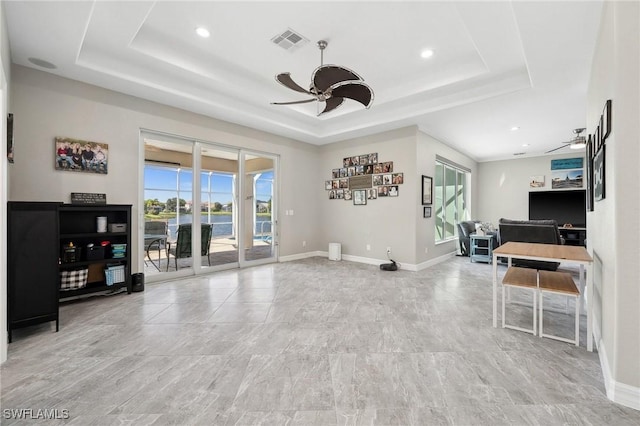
xmin=70 ymin=192 xmax=107 ymax=205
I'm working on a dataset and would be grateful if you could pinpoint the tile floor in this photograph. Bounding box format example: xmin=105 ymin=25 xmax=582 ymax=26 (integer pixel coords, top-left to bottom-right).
xmin=2 ymin=257 xmax=639 ymax=425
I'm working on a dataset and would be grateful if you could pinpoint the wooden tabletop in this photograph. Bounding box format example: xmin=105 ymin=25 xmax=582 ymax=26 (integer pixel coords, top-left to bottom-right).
xmin=494 ymin=241 xmax=593 ymax=263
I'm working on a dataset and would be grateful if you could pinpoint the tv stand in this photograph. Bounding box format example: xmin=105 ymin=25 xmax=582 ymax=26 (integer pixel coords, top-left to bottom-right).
xmin=559 ymin=227 xmax=586 ymax=247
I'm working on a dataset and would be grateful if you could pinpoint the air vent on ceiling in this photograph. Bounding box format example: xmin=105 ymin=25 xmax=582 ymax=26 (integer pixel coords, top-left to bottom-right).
xmin=513 ymin=152 xmax=526 ymax=156
xmin=271 ymin=28 xmax=309 ymax=51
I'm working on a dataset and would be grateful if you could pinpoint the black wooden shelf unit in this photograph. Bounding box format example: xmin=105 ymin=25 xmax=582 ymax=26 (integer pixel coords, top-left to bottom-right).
xmin=7 ymin=202 xmax=132 ymax=342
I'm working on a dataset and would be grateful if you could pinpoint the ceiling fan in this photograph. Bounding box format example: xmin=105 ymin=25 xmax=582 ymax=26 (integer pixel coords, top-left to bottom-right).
xmin=545 ymin=128 xmax=587 ymax=153
xmin=271 ymin=40 xmax=374 ymax=115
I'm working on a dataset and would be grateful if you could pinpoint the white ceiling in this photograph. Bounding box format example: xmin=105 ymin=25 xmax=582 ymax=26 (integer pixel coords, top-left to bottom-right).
xmin=4 ymin=1 xmax=603 ymax=162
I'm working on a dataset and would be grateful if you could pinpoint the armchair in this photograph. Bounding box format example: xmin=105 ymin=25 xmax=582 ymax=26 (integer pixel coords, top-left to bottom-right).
xmin=457 ymin=220 xmax=481 ymax=256
xmin=166 ymin=223 xmax=213 ymax=271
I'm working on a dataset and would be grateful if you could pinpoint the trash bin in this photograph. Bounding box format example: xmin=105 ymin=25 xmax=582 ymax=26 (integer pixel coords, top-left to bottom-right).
xmin=131 ymin=272 xmax=144 ymax=292
xmin=328 ymin=243 xmax=341 ymax=261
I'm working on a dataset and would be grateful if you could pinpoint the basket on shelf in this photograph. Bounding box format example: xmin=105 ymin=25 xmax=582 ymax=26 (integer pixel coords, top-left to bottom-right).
xmin=60 ymin=268 xmax=88 ymax=291
xmin=104 ymin=264 xmax=125 ymax=286
xmin=111 ymin=243 xmax=127 ymax=259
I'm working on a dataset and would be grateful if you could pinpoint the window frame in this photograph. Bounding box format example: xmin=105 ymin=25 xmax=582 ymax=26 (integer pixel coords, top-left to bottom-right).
xmin=434 ymin=159 xmax=470 ymax=244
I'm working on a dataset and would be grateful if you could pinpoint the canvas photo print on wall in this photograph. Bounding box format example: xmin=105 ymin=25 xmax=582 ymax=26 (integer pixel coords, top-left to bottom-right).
xmin=55 ymin=137 xmax=108 ymax=174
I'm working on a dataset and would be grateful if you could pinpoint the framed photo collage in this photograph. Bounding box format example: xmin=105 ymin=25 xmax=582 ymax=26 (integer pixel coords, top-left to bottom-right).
xmin=325 ymin=152 xmax=403 ymax=205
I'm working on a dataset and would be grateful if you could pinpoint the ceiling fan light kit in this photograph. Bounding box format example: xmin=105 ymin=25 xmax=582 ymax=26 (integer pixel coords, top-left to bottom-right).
xmin=546 ymin=128 xmax=587 ymax=153
xmin=272 ymin=40 xmax=374 ymax=115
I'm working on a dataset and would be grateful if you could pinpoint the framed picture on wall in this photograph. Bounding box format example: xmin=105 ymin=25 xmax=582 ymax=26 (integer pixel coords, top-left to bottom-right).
xmin=55 ymin=137 xmax=108 ymax=174
xmin=594 ymin=145 xmax=605 ymax=201
xmin=423 ymin=206 xmax=432 ymax=218
xmin=422 ymin=175 xmax=432 ymax=205
xmin=353 ymin=189 xmax=367 ymax=205
xmin=7 ymin=113 xmax=14 ymax=163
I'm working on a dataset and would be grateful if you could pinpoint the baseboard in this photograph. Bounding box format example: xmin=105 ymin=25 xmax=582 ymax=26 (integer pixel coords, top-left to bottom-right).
xmin=279 ymin=249 xmax=467 ymax=273
xmin=279 ymin=251 xmax=325 ymax=262
xmin=598 ymin=337 xmax=640 ymax=410
xmin=414 ymin=251 xmax=457 ymax=271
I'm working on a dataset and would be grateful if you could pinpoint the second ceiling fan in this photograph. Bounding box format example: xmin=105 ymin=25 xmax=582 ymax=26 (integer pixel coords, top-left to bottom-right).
xmin=272 ymin=40 xmax=374 ymax=115
xmin=546 ymin=128 xmax=587 ymax=153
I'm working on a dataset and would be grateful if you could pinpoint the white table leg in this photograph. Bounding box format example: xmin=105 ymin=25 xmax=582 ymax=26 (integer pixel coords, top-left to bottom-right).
xmin=587 ymin=262 xmax=594 ymax=352
xmin=492 ymin=253 xmax=498 ymax=327
xmin=579 ymin=264 xmax=586 ymax=314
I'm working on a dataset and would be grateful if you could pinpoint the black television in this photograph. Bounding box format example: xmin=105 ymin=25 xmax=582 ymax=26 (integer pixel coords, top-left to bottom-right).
xmin=529 ymin=190 xmax=586 ymax=228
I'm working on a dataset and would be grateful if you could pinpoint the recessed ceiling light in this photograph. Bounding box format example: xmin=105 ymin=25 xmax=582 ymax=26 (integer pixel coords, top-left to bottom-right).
xmin=522 ymin=143 xmax=529 ymax=147
xmin=28 ymin=57 xmax=56 ymax=69
xmin=195 ymin=27 xmax=210 ymax=38
xmin=420 ymin=49 xmax=434 ymax=59
xmin=511 ymin=126 xmax=520 ymax=131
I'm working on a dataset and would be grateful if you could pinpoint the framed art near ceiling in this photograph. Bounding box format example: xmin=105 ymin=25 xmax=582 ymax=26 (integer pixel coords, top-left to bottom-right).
xmin=593 ymin=145 xmax=605 ymax=201
xmin=422 ymin=175 xmax=432 ymax=205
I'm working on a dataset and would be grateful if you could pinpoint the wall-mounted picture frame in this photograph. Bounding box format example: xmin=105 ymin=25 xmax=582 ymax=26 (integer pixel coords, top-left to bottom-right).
xmin=392 ymin=173 xmax=404 ymax=184
xmin=551 ymin=169 xmax=583 ymax=189
xmin=367 ymin=188 xmax=377 ymax=199
xmin=325 ymin=180 xmax=332 ymax=190
xmin=594 ymin=145 xmax=605 ymax=201
xmin=423 ymin=206 xmax=432 ymax=218
xmin=55 ymin=137 xmax=108 ymax=174
xmin=422 ymin=175 xmax=432 ymax=205
xmin=7 ymin=113 xmax=14 ymax=163
xmin=388 ymin=185 xmax=399 ymax=197
xmin=530 ymin=175 xmax=545 ymax=188
xmin=353 ymin=189 xmax=367 ymax=205
xmin=586 ymin=136 xmax=594 ymax=211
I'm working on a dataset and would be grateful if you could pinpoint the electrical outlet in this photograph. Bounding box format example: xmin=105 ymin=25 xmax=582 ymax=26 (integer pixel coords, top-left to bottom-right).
xmin=425 ymin=247 xmax=429 ymax=254
xmin=366 ymin=244 xmax=371 ymax=251
xmin=386 ymin=247 xmax=392 ymax=254
xmin=302 ymin=240 xmax=306 ymax=247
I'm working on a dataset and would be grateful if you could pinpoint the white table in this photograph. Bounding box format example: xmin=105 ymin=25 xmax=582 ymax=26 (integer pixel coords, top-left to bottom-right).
xmin=492 ymin=242 xmax=594 ymax=351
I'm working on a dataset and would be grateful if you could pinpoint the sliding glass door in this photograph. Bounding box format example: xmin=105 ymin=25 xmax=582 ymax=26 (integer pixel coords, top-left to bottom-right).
xmin=240 ymin=152 xmax=277 ymax=266
xmin=141 ymin=132 xmax=277 ymax=278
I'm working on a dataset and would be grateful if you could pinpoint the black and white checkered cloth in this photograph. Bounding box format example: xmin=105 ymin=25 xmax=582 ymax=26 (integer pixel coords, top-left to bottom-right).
xmin=60 ymin=268 xmax=88 ymax=290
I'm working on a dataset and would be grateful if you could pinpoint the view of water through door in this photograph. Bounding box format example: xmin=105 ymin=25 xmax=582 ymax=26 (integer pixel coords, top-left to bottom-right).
xmin=142 ymin=133 xmax=277 ymax=278
xmin=240 ymin=152 xmax=276 ymax=266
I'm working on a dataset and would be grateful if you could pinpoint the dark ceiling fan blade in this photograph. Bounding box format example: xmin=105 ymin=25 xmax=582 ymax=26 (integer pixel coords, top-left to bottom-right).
xmin=329 ymin=81 xmax=374 ymax=108
xmin=271 ymin=98 xmax=317 ymax=105
xmin=312 ymin=65 xmax=363 ymax=92
xmin=319 ymin=97 xmax=345 ymax=115
xmin=275 ymin=73 xmax=311 ymax=94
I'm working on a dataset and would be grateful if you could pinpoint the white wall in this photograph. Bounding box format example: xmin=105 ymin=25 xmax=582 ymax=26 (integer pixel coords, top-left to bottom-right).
xmin=9 ymin=66 xmax=323 ymax=271
xmin=417 ymin=131 xmax=477 ymax=261
xmin=586 ymin=0 xmax=640 ymax=408
xmin=477 ymin=153 xmax=586 ymax=226
xmin=318 ymin=127 xmax=419 ymax=265
xmin=0 ymin=1 xmax=11 ymax=364
xmin=317 ymin=127 xmax=477 ymax=268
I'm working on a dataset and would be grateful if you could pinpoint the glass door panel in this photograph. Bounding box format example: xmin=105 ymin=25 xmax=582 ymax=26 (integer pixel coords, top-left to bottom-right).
xmin=200 ymin=146 xmax=239 ymax=269
xmin=143 ymin=138 xmax=194 ymax=276
xmin=241 ymin=152 xmax=277 ymax=265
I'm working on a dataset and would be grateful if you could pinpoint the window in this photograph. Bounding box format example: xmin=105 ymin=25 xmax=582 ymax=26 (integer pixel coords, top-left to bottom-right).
xmin=434 ymin=159 xmax=469 ymax=242
xmin=201 ymin=171 xmax=236 ymax=238
xmin=144 ymin=164 xmax=193 ymax=239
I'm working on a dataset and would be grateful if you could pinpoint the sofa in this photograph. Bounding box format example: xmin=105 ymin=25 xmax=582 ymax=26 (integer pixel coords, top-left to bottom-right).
xmin=498 ymin=218 xmax=564 ymax=270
